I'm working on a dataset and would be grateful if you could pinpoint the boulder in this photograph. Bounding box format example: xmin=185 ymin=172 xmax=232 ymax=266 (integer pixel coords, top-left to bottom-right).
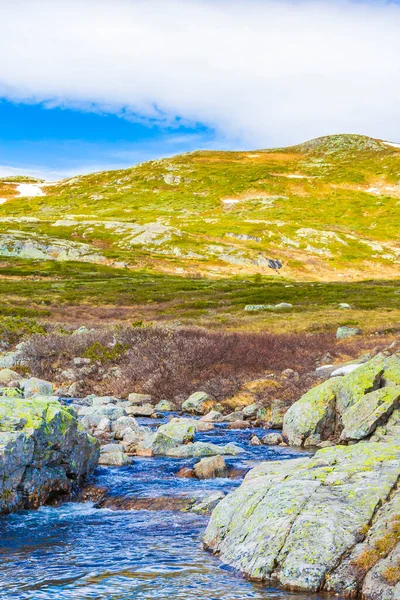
xmin=112 ymin=416 xmax=141 ymax=439
xmin=22 ymin=377 xmax=53 ymax=398
xmin=166 ymin=441 xmax=243 ymax=458
xmin=176 ymin=467 xmax=195 ymax=479
xmin=262 ymin=433 xmax=283 ymax=445
xmin=226 ymin=420 xmax=253 ymax=430
xmin=0 ymin=387 xmax=23 ymax=398
xmin=242 ymin=403 xmax=258 ymax=419
xmin=155 ymin=399 xmax=177 ymax=412
xmin=283 ymin=378 xmax=339 ymax=446
xmin=125 ymin=404 xmax=155 ymax=417
xmin=127 ymin=393 xmax=153 ymax=405
xmin=336 ymin=326 xmax=362 ymax=339
xmin=200 ymin=410 xmax=223 ymax=422
xmin=0 ymin=368 xmax=22 ymax=385
xmin=98 ymin=443 xmax=130 ymax=466
xmin=182 ymin=391 xmax=215 ymax=415
xmin=331 ymin=364 xmax=362 ymax=377
xmin=147 ymin=418 xmax=196 ymax=455
xmin=270 ymin=398 xmax=289 ymax=429
xmin=204 ymin=442 xmax=400 ymax=594
xmin=250 ymin=435 xmax=262 ymax=446
xmin=194 ymin=455 xmax=228 ymax=479
xmin=0 ymin=396 xmax=99 ymax=513
xmin=80 ymin=405 xmax=125 ymax=432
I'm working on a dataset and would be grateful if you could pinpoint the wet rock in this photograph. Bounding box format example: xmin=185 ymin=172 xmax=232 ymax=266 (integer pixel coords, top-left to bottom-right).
xmin=226 ymin=420 xmax=253 ymax=430
xmin=0 ymin=396 xmax=99 ymax=514
xmin=204 ymin=443 xmax=400 ymax=594
xmin=166 ymin=441 xmax=243 ymax=458
xmin=200 ymin=410 xmax=223 ymax=422
xmin=176 ymin=467 xmax=195 ymax=479
xmin=191 ymin=491 xmax=225 ymax=514
xmin=99 ymin=495 xmax=192 ymax=512
xmin=182 ymin=391 xmax=215 ymax=415
xmin=99 ymin=444 xmax=130 ymax=466
xmin=250 ymin=435 xmax=262 ymax=446
xmin=21 ymin=377 xmax=53 ymax=398
xmin=261 ymin=432 xmax=283 ymax=445
xmin=76 ymin=484 xmax=109 ymax=504
xmin=145 ymin=418 xmax=196 ymax=455
xmin=194 ymin=456 xmax=228 ymax=479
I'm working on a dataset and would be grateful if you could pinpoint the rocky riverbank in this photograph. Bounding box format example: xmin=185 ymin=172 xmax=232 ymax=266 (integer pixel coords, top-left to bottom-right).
xmin=204 ymin=353 xmax=400 ymax=599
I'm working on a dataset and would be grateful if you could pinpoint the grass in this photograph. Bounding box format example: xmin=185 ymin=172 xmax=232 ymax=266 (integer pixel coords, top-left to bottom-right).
xmin=0 ymin=133 xmax=399 ymax=284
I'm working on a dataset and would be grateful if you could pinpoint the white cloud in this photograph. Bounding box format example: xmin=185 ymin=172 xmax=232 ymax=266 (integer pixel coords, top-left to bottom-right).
xmin=0 ymin=0 xmax=400 ymax=147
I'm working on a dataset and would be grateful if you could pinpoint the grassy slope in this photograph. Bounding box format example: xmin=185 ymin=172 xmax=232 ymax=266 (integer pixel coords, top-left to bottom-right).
xmin=0 ymin=134 xmax=400 ymax=331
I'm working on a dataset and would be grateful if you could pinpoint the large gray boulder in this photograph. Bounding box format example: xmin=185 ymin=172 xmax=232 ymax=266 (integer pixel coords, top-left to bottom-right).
xmin=0 ymin=396 xmax=99 ymax=513
xmin=182 ymin=391 xmax=215 ymax=415
xmin=144 ymin=418 xmax=196 ymax=455
xmin=22 ymin=377 xmax=53 ymax=398
xmin=204 ymin=442 xmax=400 ymax=596
xmin=166 ymin=441 xmax=243 ymax=458
xmin=283 ymin=354 xmax=400 ymax=446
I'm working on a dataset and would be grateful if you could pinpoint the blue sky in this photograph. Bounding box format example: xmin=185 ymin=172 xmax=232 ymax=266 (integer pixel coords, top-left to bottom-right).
xmin=0 ymin=0 xmax=399 ymax=179
xmin=0 ymin=100 xmax=221 ymax=179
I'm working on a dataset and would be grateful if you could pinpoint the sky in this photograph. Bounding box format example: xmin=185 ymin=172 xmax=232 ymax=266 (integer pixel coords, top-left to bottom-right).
xmin=0 ymin=0 xmax=399 ymax=179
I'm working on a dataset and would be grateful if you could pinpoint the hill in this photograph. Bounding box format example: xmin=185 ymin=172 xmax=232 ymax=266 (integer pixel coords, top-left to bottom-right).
xmin=0 ymin=133 xmax=400 ymax=330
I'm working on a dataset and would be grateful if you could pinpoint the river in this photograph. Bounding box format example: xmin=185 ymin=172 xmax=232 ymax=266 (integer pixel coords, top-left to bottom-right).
xmin=0 ymin=416 xmax=345 ymax=599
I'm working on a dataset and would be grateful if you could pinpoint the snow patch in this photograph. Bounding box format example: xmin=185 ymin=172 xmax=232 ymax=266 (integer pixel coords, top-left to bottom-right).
xmin=16 ymin=183 xmax=45 ymax=197
xmin=383 ymin=141 xmax=400 ymax=149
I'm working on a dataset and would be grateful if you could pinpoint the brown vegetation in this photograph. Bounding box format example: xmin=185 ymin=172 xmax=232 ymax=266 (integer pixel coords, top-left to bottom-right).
xmin=21 ymin=325 xmax=335 ymax=403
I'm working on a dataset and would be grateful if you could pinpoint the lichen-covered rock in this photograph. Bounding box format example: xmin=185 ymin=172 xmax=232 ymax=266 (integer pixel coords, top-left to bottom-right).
xmin=204 ymin=442 xmax=400 ymax=594
xmin=166 ymin=441 xmax=243 ymax=458
xmin=182 ymin=391 xmax=215 ymax=414
xmin=200 ymin=410 xmax=223 ymax=422
xmin=283 ymin=354 xmax=400 ymax=446
xmin=283 ymin=378 xmax=339 ymax=446
xmin=0 ymin=368 xmax=22 ymax=385
xmin=146 ymin=418 xmax=196 ymax=455
xmin=22 ymin=377 xmax=54 ymax=398
xmin=336 ymin=326 xmax=362 ymax=339
xmin=125 ymin=403 xmax=154 ymax=417
xmin=341 ymin=387 xmax=400 ymax=442
xmin=0 ymin=396 xmax=99 ymax=513
xmin=154 ymin=399 xmax=177 ymax=412
xmin=127 ymin=393 xmax=153 ymax=405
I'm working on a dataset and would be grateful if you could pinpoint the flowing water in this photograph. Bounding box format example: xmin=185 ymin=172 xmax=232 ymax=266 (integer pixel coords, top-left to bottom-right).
xmin=0 ymin=418 xmax=345 ymax=599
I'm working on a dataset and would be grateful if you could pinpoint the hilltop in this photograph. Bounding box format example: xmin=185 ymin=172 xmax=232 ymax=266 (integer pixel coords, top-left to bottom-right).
xmin=0 ymin=133 xmax=400 ymax=330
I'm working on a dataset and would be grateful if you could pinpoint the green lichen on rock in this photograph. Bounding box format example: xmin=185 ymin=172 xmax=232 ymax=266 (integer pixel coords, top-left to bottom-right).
xmin=282 ymin=378 xmax=339 ymax=446
xmin=204 ymin=442 xmax=400 ymax=594
xmin=283 ymin=353 xmax=400 ymax=447
xmin=0 ymin=396 xmax=99 ymax=513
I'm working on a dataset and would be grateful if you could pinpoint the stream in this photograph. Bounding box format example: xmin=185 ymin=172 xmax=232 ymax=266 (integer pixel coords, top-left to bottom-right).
xmin=0 ymin=416 xmax=345 ymax=599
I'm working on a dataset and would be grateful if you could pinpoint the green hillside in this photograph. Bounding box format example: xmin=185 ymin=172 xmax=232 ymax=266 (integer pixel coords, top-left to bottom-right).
xmin=1 ymin=134 xmax=400 ymax=331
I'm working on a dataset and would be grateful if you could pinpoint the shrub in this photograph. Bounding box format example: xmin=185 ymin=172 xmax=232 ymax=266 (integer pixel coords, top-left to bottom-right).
xmin=20 ymin=325 xmax=334 ymax=402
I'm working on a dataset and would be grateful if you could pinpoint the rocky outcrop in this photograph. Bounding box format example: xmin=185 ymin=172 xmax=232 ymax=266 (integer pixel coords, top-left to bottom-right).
xmin=0 ymin=396 xmax=99 ymax=513
xmin=283 ymin=354 xmax=400 ymax=446
xmin=204 ymin=442 xmax=400 ymax=597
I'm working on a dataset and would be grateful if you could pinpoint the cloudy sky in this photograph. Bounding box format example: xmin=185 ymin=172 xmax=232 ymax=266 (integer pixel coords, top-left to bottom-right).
xmin=0 ymin=0 xmax=399 ymax=179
